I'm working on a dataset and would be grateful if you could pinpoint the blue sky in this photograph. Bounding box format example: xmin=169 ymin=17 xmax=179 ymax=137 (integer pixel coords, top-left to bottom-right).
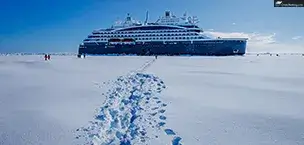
xmin=0 ymin=0 xmax=303 ymax=53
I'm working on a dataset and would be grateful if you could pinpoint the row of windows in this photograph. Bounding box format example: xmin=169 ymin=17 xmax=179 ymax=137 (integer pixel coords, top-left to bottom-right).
xmin=84 ymin=36 xmax=205 ymax=41
xmin=135 ymin=37 xmax=204 ymax=40
xmin=88 ymin=33 xmax=199 ymax=38
xmin=92 ymin=29 xmax=199 ymax=34
xmin=117 ymin=26 xmax=182 ymax=31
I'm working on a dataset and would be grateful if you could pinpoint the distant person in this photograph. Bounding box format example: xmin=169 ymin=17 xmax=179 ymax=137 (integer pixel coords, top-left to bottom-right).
xmin=44 ymin=54 xmax=48 ymax=61
xmin=47 ymin=54 xmax=51 ymax=60
xmin=155 ymin=55 xmax=158 ymax=59
xmin=83 ymin=54 xmax=86 ymax=58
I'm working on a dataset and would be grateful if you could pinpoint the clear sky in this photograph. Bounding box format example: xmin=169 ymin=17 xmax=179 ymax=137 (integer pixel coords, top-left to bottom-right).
xmin=0 ymin=0 xmax=303 ymax=53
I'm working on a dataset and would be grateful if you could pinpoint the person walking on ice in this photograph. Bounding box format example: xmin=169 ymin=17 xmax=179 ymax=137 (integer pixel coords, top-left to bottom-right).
xmin=44 ymin=54 xmax=48 ymax=61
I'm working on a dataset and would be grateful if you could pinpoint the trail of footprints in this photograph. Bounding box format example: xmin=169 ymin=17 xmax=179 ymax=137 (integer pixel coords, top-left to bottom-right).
xmin=76 ymin=73 xmax=182 ymax=145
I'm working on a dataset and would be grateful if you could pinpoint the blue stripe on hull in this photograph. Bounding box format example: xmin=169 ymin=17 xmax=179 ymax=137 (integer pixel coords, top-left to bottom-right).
xmin=78 ymin=40 xmax=247 ymax=56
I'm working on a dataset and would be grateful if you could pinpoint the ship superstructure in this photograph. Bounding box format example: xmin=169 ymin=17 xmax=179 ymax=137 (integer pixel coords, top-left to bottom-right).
xmin=78 ymin=11 xmax=247 ymax=56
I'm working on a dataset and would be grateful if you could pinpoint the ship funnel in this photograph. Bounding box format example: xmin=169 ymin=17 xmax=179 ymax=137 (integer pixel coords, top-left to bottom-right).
xmin=165 ymin=11 xmax=170 ymax=17
xmin=126 ymin=13 xmax=131 ymax=21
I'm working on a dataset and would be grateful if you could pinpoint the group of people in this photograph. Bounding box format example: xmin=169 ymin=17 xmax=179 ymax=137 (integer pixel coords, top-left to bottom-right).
xmin=44 ymin=54 xmax=51 ymax=61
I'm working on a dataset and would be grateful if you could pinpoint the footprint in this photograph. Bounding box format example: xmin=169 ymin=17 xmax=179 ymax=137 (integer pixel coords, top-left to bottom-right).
xmin=159 ymin=115 xmax=167 ymax=120
xmin=164 ymin=129 xmax=176 ymax=135
xmin=158 ymin=122 xmax=166 ymax=127
xmin=153 ymin=97 xmax=159 ymax=100
xmin=159 ymin=109 xmax=166 ymax=113
xmin=172 ymin=136 xmax=182 ymax=145
xmin=151 ymin=107 xmax=159 ymax=110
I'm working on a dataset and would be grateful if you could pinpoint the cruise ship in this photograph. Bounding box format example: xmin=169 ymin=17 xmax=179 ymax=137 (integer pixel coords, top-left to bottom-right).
xmin=78 ymin=11 xmax=248 ymax=56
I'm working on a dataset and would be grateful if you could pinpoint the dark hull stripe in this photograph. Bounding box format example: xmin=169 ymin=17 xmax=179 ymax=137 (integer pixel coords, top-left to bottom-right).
xmin=78 ymin=40 xmax=247 ymax=56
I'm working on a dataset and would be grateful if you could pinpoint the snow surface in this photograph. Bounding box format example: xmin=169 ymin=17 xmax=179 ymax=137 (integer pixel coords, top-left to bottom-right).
xmin=1 ymin=55 xmax=304 ymax=145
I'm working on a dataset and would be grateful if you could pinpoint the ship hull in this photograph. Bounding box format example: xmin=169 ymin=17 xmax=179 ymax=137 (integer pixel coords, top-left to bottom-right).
xmin=78 ymin=40 xmax=247 ymax=56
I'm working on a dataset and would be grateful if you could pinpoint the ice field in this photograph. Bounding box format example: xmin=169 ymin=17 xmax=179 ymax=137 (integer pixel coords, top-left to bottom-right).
xmin=0 ymin=54 xmax=304 ymax=145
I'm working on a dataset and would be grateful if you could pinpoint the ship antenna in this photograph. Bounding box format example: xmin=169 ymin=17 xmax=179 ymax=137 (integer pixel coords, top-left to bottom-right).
xmin=144 ymin=11 xmax=149 ymax=25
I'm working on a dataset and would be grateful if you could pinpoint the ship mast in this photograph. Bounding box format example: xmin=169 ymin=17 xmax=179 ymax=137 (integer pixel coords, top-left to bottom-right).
xmin=144 ymin=11 xmax=149 ymax=25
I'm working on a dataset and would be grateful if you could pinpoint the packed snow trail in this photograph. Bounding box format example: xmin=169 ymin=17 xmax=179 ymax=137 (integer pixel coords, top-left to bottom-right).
xmin=76 ymin=57 xmax=182 ymax=145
